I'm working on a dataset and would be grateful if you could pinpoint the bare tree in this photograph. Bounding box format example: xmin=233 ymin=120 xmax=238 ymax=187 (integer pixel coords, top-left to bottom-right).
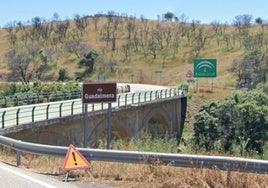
xmin=211 ymin=20 xmax=222 ymax=35
xmin=92 ymin=14 xmax=101 ymax=31
xmin=74 ymin=14 xmax=88 ymax=36
xmin=231 ymin=52 xmax=268 ymax=89
xmin=6 ymin=48 xmax=33 ymax=84
xmin=4 ymin=21 xmax=18 ymax=47
xmin=233 ymin=14 xmax=252 ymax=35
xmin=53 ymin=19 xmax=70 ymax=43
xmin=65 ymin=39 xmax=89 ymax=58
xmin=121 ymin=43 xmax=131 ymax=62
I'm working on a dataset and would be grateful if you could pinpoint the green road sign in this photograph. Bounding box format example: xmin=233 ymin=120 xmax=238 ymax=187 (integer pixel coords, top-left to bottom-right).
xmin=193 ymin=59 xmax=217 ymax=78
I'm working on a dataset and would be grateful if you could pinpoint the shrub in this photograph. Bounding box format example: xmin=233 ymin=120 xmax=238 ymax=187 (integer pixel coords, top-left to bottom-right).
xmin=193 ymin=90 xmax=268 ymax=154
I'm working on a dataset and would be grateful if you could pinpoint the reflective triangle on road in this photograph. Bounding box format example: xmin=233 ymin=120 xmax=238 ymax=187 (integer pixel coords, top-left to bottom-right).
xmin=62 ymin=144 xmax=91 ymax=171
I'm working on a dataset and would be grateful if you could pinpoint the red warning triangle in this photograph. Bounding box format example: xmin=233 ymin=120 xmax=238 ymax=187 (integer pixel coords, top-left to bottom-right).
xmin=62 ymin=144 xmax=91 ymax=171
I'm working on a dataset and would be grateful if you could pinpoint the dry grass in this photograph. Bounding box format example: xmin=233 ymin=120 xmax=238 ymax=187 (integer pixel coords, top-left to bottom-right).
xmin=1 ymin=149 xmax=268 ymax=187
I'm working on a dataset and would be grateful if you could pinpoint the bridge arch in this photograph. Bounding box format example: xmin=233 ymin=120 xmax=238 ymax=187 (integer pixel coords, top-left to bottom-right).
xmin=89 ymin=114 xmax=131 ymax=147
xmin=142 ymin=106 xmax=171 ymax=137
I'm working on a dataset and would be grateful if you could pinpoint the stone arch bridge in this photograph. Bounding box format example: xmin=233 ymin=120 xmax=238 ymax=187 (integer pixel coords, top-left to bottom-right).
xmin=3 ymin=89 xmax=187 ymax=147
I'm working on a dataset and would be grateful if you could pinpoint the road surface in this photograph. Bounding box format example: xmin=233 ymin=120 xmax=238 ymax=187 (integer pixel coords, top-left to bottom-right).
xmin=0 ymin=161 xmax=111 ymax=188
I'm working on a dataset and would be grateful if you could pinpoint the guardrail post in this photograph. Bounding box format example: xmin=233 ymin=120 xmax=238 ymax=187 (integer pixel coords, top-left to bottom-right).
xmin=144 ymin=92 xmax=147 ymax=102
xmin=117 ymin=95 xmax=121 ymax=107
xmin=155 ymin=91 xmax=159 ymax=99
xmin=71 ymin=101 xmax=75 ymax=115
xmin=59 ymin=103 xmax=63 ymax=117
xmin=132 ymin=93 xmax=135 ymax=104
xmin=16 ymin=108 xmax=20 ymax=125
xmin=32 ymin=106 xmax=36 ymax=122
xmin=125 ymin=94 xmax=128 ymax=106
xmin=16 ymin=151 xmax=21 ymax=166
xmin=150 ymin=91 xmax=153 ymax=101
xmin=138 ymin=92 xmax=141 ymax=103
xmin=2 ymin=111 xmax=6 ymax=128
xmin=165 ymin=89 xmax=168 ymax=98
xmin=46 ymin=104 xmax=50 ymax=119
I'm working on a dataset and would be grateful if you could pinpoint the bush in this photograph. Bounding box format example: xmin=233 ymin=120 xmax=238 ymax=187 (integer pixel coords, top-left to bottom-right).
xmin=193 ymin=90 xmax=268 ymax=155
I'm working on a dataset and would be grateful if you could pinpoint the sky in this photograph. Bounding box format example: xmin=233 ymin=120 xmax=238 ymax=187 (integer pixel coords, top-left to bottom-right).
xmin=0 ymin=0 xmax=268 ymax=27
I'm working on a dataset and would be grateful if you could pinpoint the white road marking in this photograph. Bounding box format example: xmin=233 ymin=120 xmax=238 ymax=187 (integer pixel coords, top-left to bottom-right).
xmin=0 ymin=164 xmax=56 ymax=188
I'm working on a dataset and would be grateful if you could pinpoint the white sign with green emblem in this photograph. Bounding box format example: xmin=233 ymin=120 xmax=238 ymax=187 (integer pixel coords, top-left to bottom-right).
xmin=193 ymin=59 xmax=217 ymax=78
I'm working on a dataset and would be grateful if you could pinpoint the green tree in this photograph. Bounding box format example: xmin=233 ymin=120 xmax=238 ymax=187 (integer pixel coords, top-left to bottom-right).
xmin=193 ymin=101 xmax=220 ymax=150
xmin=79 ymin=50 xmax=99 ymax=76
xmin=163 ymin=12 xmax=174 ymax=22
xmin=193 ymin=90 xmax=268 ymax=154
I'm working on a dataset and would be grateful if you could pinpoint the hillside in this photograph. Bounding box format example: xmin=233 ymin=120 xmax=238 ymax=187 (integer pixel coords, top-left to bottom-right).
xmin=0 ymin=16 xmax=246 ymax=88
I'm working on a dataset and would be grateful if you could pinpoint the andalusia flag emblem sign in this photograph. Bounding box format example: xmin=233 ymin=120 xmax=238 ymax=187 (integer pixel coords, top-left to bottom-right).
xmin=193 ymin=59 xmax=217 ymax=78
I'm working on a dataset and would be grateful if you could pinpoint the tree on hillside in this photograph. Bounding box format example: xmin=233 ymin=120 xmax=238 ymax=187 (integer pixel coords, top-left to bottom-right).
xmin=231 ymin=58 xmax=257 ymax=89
xmin=30 ymin=16 xmax=53 ymax=41
xmin=74 ymin=14 xmax=88 ymax=36
xmin=5 ymin=42 xmax=52 ymax=84
xmin=4 ymin=21 xmax=18 ymax=47
xmin=233 ymin=14 xmax=252 ymax=35
xmin=107 ymin=11 xmax=122 ymax=51
xmin=65 ymin=39 xmax=89 ymax=58
xmin=163 ymin=12 xmax=174 ymax=22
xmin=79 ymin=50 xmax=99 ymax=76
xmin=190 ymin=27 xmax=210 ymax=58
xmin=210 ymin=20 xmax=222 ymax=35
xmin=255 ymin=17 xmax=263 ymax=25
xmin=6 ymin=49 xmax=33 ymax=84
xmin=92 ymin=15 xmax=100 ymax=31
xmin=126 ymin=16 xmax=136 ymax=43
xmin=231 ymin=45 xmax=268 ymax=89
xmin=53 ymin=19 xmax=70 ymax=43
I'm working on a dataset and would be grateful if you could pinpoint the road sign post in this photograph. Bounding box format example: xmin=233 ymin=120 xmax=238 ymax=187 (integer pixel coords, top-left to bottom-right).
xmin=107 ymin=102 xmax=112 ymax=149
xmin=84 ymin=103 xmax=89 ymax=147
xmin=82 ymin=83 xmax=117 ymax=149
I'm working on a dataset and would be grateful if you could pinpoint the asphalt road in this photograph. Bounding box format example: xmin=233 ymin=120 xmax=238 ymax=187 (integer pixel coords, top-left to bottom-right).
xmin=0 ymin=161 xmax=112 ymax=188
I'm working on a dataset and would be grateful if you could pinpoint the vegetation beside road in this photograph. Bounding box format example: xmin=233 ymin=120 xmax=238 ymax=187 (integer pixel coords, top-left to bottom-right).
xmin=1 ymin=132 xmax=268 ymax=187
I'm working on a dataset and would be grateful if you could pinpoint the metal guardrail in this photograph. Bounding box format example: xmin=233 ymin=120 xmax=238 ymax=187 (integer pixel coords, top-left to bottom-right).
xmin=0 ymin=135 xmax=268 ymax=174
xmin=0 ymin=88 xmax=184 ymax=128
